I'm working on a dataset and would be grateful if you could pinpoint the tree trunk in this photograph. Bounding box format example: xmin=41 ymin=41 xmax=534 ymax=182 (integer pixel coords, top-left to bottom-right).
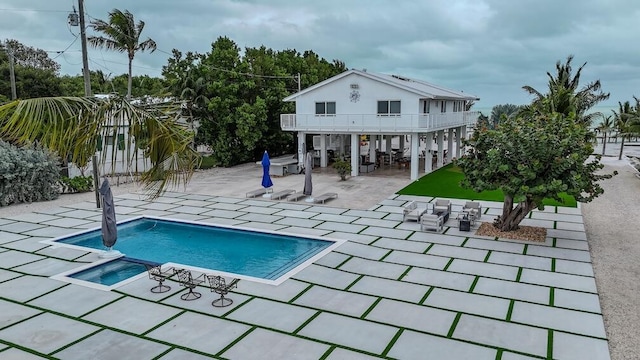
xmin=602 ymin=133 xmax=607 ymax=156
xmin=127 ymin=57 xmax=133 ymax=99
xmin=498 ymin=195 xmax=536 ymax=231
xmin=618 ymin=135 xmax=625 ymax=160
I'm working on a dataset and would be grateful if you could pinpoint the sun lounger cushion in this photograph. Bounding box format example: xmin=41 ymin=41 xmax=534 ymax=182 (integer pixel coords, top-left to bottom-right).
xmin=313 ymin=193 xmax=338 ymax=204
xmin=246 ymin=188 xmax=272 ymax=198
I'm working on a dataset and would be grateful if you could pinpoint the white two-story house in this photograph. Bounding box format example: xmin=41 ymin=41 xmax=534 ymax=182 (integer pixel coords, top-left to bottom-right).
xmin=280 ymin=69 xmax=479 ymax=180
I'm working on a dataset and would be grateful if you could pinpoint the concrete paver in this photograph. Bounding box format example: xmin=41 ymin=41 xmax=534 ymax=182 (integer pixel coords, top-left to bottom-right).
xmin=54 ymin=329 xmax=170 ymax=360
xmin=389 ymin=330 xmax=497 ymax=360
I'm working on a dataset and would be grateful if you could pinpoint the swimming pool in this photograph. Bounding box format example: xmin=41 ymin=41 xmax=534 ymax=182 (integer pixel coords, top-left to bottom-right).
xmin=47 ymin=216 xmax=340 ymax=283
xmin=68 ymin=257 xmax=147 ymax=286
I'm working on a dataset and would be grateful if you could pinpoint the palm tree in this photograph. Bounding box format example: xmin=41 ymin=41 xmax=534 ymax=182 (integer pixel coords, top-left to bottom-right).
xmin=88 ymin=9 xmax=157 ymax=98
xmin=521 ymin=55 xmax=609 ymax=127
xmin=613 ymin=98 xmax=640 ymax=160
xmin=595 ymin=114 xmax=614 ymax=155
xmin=0 ymin=96 xmax=199 ymax=198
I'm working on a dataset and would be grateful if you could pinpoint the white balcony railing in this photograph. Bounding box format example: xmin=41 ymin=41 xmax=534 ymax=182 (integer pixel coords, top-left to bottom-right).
xmin=280 ymin=112 xmax=479 ymax=133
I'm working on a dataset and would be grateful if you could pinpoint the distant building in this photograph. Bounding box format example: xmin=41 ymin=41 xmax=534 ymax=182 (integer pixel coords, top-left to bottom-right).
xmin=281 ymin=69 xmax=479 ymax=180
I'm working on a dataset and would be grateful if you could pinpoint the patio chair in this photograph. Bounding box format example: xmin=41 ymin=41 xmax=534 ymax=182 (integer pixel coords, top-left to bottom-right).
xmin=270 ymin=189 xmax=295 ymax=200
xmin=206 ymin=275 xmax=240 ymax=307
xmin=144 ymin=264 xmax=173 ymax=293
xmin=421 ymin=214 xmax=444 ymax=232
xmin=433 ymin=199 xmax=451 ymax=214
xmin=313 ymin=193 xmax=338 ymax=204
xmin=462 ymin=201 xmax=482 ymax=220
xmin=173 ymin=269 xmax=205 ymax=301
xmin=403 ymin=201 xmax=426 ymax=222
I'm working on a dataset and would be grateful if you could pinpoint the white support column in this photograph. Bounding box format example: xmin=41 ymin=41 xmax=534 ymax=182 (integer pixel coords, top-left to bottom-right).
xmin=447 ymin=128 xmax=454 ymax=164
xmin=456 ymin=126 xmax=462 ymax=159
xmin=437 ymin=130 xmax=444 ymax=168
xmin=460 ymin=125 xmax=467 ymax=157
xmin=369 ymin=135 xmax=377 ymax=165
xmin=385 ymin=135 xmax=392 ymax=154
xmin=297 ymin=132 xmax=306 ymax=168
xmin=424 ymin=132 xmax=433 ymax=173
xmin=399 ymin=135 xmax=405 ymax=157
xmin=339 ymin=134 xmax=346 ymax=157
xmin=350 ymin=133 xmax=359 ymax=177
xmin=410 ymin=133 xmax=419 ymax=180
xmin=320 ymin=134 xmax=327 ymax=168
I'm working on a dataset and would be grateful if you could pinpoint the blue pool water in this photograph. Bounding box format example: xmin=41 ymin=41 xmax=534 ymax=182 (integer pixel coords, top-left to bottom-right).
xmin=69 ymin=258 xmax=147 ymax=286
xmin=57 ymin=218 xmax=333 ymax=280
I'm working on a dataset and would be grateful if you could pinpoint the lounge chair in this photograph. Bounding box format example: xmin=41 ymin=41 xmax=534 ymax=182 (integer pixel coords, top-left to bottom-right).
xmin=173 ymin=269 xmax=205 ymax=301
xmin=246 ymin=188 xmax=272 ymax=198
xmin=144 ymin=264 xmax=173 ymax=293
xmin=462 ymin=201 xmax=482 ymax=220
xmin=313 ymin=193 xmax=338 ymax=204
xmin=286 ymin=192 xmax=307 ymax=202
xmin=433 ymin=199 xmax=451 ymax=214
xmin=403 ymin=201 xmax=426 ymax=222
xmin=206 ymin=275 xmax=240 ymax=307
xmin=270 ymin=189 xmax=295 ymax=200
xmin=421 ymin=214 xmax=444 ymax=232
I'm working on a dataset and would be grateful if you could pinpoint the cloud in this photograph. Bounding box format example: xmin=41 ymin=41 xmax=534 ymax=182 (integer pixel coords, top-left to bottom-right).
xmin=1 ymin=0 xmax=638 ymax=106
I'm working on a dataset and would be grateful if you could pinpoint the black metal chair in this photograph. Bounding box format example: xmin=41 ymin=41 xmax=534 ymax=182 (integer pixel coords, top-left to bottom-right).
xmin=144 ymin=264 xmax=173 ymax=293
xmin=206 ymin=275 xmax=240 ymax=307
xmin=173 ymin=269 xmax=205 ymax=301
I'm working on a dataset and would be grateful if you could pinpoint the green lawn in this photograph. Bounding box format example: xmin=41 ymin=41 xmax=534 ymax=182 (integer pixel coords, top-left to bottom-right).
xmin=397 ymin=164 xmax=577 ymax=207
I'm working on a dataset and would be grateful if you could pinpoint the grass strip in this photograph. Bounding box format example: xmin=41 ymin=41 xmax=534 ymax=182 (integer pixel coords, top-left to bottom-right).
xmin=419 ymin=287 xmax=434 ymax=305
xmin=378 ymin=249 xmax=393 ymax=261
xmin=547 ymin=329 xmax=554 ymax=359
xmin=361 ymin=297 xmax=382 ymax=319
xmin=551 ymin=258 xmax=556 ymax=272
xmin=505 ymin=300 xmax=515 ymax=321
xmin=345 ymin=275 xmax=363 ymax=291
xmin=142 ymin=311 xmax=186 ymax=336
xmin=447 ymin=313 xmax=462 ymax=338
xmin=460 ymin=237 xmax=470 ymax=247
xmin=288 ymin=284 xmax=314 ymax=304
xmin=0 ymin=340 xmax=57 ymax=359
xmin=49 ymin=328 xmax=104 ymax=356
xmin=215 ymin=326 xmax=256 ymax=357
xmin=318 ymin=346 xmax=337 ymax=360
xmin=292 ymin=311 xmax=322 ymax=335
xmin=398 ymin=266 xmax=413 ymax=281
xmin=335 ymin=255 xmax=353 ymax=269
xmin=381 ymin=328 xmax=404 ymax=357
xmin=468 ymin=276 xmax=480 ymax=292
xmin=549 ymin=288 xmax=555 ymax=307
xmin=443 ymin=258 xmax=455 ymax=271
xmin=516 ymin=268 xmax=523 ymax=282
xmin=423 ymin=243 xmax=435 ymax=254
xmin=483 ymin=251 xmax=492 ymax=262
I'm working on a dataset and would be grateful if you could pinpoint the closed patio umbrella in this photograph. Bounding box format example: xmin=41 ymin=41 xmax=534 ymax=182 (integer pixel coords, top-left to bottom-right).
xmin=303 ymin=152 xmax=313 ymax=198
xmin=261 ymin=150 xmax=274 ymax=190
xmin=99 ymin=179 xmax=121 ymax=258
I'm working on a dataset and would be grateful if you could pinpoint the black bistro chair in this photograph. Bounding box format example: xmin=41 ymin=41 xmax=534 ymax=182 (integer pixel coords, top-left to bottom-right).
xmin=144 ymin=264 xmax=173 ymax=294
xmin=206 ymin=275 xmax=240 ymax=307
xmin=173 ymin=269 xmax=205 ymax=301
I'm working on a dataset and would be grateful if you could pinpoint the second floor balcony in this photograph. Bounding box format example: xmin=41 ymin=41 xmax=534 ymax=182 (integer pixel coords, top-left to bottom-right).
xmin=280 ymin=111 xmax=479 ymax=134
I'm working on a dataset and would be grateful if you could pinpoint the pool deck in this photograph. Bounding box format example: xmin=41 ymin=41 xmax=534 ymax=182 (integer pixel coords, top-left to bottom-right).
xmin=0 ymin=191 xmax=610 ymax=359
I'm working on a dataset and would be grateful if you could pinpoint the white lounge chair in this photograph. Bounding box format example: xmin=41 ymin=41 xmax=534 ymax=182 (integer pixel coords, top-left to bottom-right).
xmin=270 ymin=189 xmax=295 ymax=200
xmin=286 ymin=192 xmax=307 ymax=202
xmin=403 ymin=201 xmax=426 ymax=222
xmin=421 ymin=214 xmax=444 ymax=232
xmin=313 ymin=193 xmax=338 ymax=204
xmin=246 ymin=188 xmax=272 ymax=198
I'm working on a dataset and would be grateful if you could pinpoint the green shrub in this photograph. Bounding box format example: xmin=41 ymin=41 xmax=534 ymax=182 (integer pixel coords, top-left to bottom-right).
xmin=60 ymin=176 xmax=94 ymax=193
xmin=0 ymin=141 xmax=61 ymax=206
xmin=332 ymin=158 xmax=352 ymax=180
xmin=198 ymin=155 xmax=217 ymax=169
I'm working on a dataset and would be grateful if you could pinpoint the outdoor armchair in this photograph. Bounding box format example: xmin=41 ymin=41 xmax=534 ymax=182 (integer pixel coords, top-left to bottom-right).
xmin=173 ymin=269 xmax=205 ymax=301
xmin=462 ymin=201 xmax=482 ymax=220
xmin=403 ymin=201 xmax=426 ymax=222
xmin=421 ymin=214 xmax=444 ymax=232
xmin=206 ymin=275 xmax=240 ymax=307
xmin=433 ymin=199 xmax=452 ymax=214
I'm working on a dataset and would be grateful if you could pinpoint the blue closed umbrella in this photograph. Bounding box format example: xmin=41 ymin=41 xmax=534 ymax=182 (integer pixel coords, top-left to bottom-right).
xmin=261 ymin=151 xmax=273 ymax=189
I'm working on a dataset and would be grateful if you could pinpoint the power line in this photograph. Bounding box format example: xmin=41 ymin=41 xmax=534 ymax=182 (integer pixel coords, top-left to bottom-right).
xmin=51 ymin=35 xmax=79 ymax=60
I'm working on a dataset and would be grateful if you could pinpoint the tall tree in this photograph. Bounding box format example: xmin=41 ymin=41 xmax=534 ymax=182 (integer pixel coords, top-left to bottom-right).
xmin=88 ymin=9 xmax=157 ymax=98
xmin=612 ymin=98 xmax=640 ymax=160
xmin=489 ymin=104 xmax=523 ymax=129
xmin=521 ymin=55 xmax=609 ymax=127
xmin=595 ymin=114 xmax=614 ymax=156
xmin=1 ymin=39 xmax=60 ymax=73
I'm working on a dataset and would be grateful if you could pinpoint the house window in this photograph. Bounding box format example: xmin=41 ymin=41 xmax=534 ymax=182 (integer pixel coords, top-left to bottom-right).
xmin=377 ymin=100 xmax=401 ymax=115
xmin=423 ymin=101 xmax=430 ymax=114
xmin=440 ymin=101 xmax=446 ymax=113
xmin=315 ymin=101 xmax=336 ymax=115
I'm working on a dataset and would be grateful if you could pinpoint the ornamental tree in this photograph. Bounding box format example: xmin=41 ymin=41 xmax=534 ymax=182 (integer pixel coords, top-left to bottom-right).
xmin=456 ymin=112 xmax=615 ymax=231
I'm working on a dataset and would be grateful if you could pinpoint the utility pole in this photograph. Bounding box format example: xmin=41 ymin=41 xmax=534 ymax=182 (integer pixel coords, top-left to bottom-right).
xmin=78 ymin=0 xmax=92 ymax=96
xmin=7 ymin=45 xmax=17 ymax=100
xmin=296 ymin=73 xmax=301 ymax=92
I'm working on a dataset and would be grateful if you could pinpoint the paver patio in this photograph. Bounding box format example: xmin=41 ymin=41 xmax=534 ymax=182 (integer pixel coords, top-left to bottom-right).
xmin=0 ymin=192 xmax=610 ymax=359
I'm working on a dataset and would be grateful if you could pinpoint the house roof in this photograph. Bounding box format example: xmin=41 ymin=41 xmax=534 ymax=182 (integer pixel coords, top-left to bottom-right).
xmin=283 ymin=69 xmax=479 ymax=101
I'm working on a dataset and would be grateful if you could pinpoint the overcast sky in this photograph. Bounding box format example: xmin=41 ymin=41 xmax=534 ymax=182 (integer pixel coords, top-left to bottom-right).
xmin=1 ymin=0 xmax=638 ymax=108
